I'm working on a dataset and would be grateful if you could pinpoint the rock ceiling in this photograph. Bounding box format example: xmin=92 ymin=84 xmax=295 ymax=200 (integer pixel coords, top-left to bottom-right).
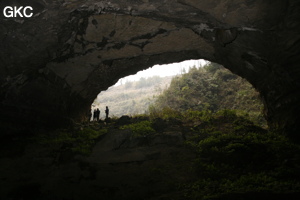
xmin=0 ymin=0 xmax=299 ymax=140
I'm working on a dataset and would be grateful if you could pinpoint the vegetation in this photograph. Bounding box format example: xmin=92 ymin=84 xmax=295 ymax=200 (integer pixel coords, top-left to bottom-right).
xmin=113 ymin=108 xmax=300 ymax=199
xmin=142 ymin=64 xmax=300 ymax=199
xmin=180 ymin=111 xmax=300 ymax=200
xmin=120 ymin=120 xmax=155 ymax=137
xmin=9 ymin=63 xmax=298 ymax=199
xmin=6 ymin=107 xmax=299 ymax=199
xmin=33 ymin=126 xmax=107 ymax=155
xmin=150 ymin=63 xmax=266 ymax=127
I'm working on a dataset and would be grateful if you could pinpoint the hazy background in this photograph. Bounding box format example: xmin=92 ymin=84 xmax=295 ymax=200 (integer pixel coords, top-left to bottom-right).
xmin=115 ymin=59 xmax=207 ymax=85
xmin=91 ymin=59 xmax=207 ymax=116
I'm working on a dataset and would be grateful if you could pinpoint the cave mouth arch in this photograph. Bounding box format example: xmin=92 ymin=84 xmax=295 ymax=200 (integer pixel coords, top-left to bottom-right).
xmin=41 ymin=11 xmax=269 ymax=132
xmin=89 ymin=59 xmax=266 ymax=129
xmin=91 ymin=59 xmax=207 ymax=119
xmin=49 ymin=5 xmax=300 ymax=141
xmin=0 ymin=1 xmax=299 ymax=141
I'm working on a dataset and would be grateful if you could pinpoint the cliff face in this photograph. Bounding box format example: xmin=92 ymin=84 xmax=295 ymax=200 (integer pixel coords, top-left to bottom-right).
xmin=0 ymin=1 xmax=299 ymax=139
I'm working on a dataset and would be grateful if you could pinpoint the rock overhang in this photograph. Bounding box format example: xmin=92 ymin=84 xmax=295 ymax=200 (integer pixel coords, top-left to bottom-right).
xmin=0 ymin=0 xmax=299 ymax=140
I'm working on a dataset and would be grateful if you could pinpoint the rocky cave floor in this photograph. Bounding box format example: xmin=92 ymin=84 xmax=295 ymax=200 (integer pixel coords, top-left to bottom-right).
xmin=0 ymin=114 xmax=300 ymax=200
xmin=0 ymin=116 xmax=199 ymax=200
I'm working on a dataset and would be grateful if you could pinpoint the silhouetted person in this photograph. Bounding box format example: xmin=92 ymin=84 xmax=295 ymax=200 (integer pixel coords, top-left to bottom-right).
xmin=105 ymin=106 xmax=109 ymax=119
xmin=93 ymin=109 xmax=97 ymax=121
xmin=96 ymin=108 xmax=100 ymax=121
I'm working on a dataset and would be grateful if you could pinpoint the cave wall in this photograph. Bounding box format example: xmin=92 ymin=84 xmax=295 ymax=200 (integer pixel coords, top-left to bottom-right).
xmin=0 ymin=0 xmax=299 ymax=139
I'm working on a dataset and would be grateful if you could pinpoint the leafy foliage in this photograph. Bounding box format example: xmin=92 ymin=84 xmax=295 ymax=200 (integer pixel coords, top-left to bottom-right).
xmin=27 ymin=109 xmax=299 ymax=199
xmin=181 ymin=111 xmax=300 ymax=199
xmin=150 ymin=63 xmax=266 ymax=127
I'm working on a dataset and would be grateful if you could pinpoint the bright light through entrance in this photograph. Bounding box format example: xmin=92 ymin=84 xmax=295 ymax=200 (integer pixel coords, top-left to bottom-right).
xmin=91 ymin=59 xmax=207 ymax=119
xmin=116 ymin=59 xmax=207 ymax=85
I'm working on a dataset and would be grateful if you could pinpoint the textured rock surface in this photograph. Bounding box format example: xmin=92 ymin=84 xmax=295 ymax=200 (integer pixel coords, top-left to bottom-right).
xmin=0 ymin=0 xmax=299 ymax=139
xmin=0 ymin=128 xmax=196 ymax=200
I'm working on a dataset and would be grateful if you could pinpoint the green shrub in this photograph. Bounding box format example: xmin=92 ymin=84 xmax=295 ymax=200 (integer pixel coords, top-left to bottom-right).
xmin=149 ymin=106 xmax=182 ymax=120
xmin=215 ymin=109 xmax=237 ymax=121
xmin=221 ymin=172 xmax=300 ymax=193
xmin=120 ymin=121 xmax=155 ymax=137
xmin=183 ymin=130 xmax=300 ymax=199
xmin=183 ymin=109 xmax=212 ymax=123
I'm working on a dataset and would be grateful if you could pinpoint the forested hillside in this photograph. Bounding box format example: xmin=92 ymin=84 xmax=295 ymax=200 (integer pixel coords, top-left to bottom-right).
xmin=92 ymin=76 xmax=173 ymax=117
xmin=149 ymin=63 xmax=266 ymax=126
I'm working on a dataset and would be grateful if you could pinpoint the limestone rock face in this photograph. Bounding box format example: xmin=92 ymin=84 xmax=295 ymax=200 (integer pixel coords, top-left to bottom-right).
xmin=0 ymin=1 xmax=299 ymax=139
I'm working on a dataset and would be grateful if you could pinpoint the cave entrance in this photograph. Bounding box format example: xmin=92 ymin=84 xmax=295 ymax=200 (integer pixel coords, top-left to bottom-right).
xmin=90 ymin=59 xmax=206 ymax=120
xmin=89 ymin=60 xmax=266 ymax=128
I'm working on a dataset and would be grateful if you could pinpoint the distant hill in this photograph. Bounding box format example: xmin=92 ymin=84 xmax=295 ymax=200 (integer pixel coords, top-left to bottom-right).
xmin=92 ymin=76 xmax=173 ymax=117
xmin=149 ymin=63 xmax=266 ymax=126
xmin=93 ymin=63 xmax=266 ymax=127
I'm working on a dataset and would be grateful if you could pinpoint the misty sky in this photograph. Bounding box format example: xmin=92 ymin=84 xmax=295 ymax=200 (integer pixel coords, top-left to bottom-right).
xmin=116 ymin=59 xmax=208 ymax=85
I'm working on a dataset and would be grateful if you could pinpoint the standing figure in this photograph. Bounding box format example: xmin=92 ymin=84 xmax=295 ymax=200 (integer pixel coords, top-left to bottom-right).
xmin=96 ymin=108 xmax=100 ymax=121
xmin=105 ymin=106 xmax=109 ymax=119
